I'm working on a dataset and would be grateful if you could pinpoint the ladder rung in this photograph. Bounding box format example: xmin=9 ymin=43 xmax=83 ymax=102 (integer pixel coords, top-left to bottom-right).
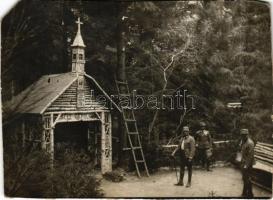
xmin=128 ymin=132 xmax=138 ymax=135
xmin=132 ymin=146 xmax=142 ymax=150
xmin=123 ymin=147 xmax=131 ymax=151
xmin=116 ymin=80 xmax=128 ymax=85
xmin=136 ymin=160 xmax=145 ymax=163
xmin=122 ymin=106 xmax=133 ymax=110
xmin=119 ymin=94 xmax=130 ymax=98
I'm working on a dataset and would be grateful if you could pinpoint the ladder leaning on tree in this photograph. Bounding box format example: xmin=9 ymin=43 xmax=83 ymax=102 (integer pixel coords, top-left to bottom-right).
xmin=115 ymin=79 xmax=150 ymax=177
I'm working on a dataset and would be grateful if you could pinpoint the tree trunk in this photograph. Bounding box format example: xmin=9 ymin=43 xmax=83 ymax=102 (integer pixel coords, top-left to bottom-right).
xmin=116 ymin=3 xmax=126 ymax=82
xmin=149 ymin=83 xmax=167 ymax=145
xmin=116 ymin=2 xmax=127 ymax=166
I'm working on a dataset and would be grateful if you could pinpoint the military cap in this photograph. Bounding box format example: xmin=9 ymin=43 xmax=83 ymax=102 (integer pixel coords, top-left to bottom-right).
xmin=183 ymin=126 xmax=190 ymax=132
xmin=240 ymin=129 xmax=249 ymax=135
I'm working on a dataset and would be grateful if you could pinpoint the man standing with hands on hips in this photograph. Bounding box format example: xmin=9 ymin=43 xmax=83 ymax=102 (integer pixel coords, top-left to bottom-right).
xmin=240 ymin=128 xmax=255 ymax=197
xmin=196 ymin=122 xmax=213 ymax=171
xmin=172 ymin=126 xmax=196 ymax=187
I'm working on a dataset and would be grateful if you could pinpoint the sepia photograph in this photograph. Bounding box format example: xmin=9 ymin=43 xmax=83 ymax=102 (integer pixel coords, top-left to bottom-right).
xmin=1 ymin=0 xmax=273 ymax=198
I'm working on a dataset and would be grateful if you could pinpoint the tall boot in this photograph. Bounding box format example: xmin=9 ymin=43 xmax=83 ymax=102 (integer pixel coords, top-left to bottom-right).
xmin=177 ymin=169 xmax=184 ymax=186
xmin=207 ymin=160 xmax=212 ymax=171
xmin=247 ymin=180 xmax=254 ymax=197
xmin=186 ymin=169 xmax=192 ymax=187
xmin=242 ymin=183 xmax=247 ymax=197
xmin=242 ymin=172 xmax=247 ymax=197
xmin=175 ymin=166 xmax=184 ymax=186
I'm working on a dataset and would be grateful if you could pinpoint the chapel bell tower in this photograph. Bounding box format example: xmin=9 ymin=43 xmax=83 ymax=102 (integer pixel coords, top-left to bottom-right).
xmin=71 ymin=17 xmax=86 ymax=107
xmin=71 ymin=17 xmax=86 ymax=74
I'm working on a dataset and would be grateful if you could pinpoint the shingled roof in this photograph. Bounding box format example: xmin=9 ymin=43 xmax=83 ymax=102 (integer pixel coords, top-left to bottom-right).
xmin=45 ymin=76 xmax=108 ymax=112
xmin=3 ymin=72 xmax=121 ymax=123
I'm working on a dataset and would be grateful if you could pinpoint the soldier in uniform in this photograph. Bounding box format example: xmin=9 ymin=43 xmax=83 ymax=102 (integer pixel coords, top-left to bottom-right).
xmin=172 ymin=126 xmax=195 ymax=187
xmin=240 ymin=128 xmax=254 ymax=197
xmin=196 ymin=122 xmax=213 ymax=171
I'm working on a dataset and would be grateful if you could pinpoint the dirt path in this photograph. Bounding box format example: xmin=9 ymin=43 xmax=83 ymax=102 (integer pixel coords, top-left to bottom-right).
xmin=101 ymin=167 xmax=271 ymax=198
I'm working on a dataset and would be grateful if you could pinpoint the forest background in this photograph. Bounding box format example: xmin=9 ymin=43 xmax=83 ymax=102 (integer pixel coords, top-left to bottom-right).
xmin=2 ymin=0 xmax=272 ymax=144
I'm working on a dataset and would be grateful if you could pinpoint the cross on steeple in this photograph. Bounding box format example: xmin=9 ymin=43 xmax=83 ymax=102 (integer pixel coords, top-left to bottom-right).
xmin=71 ymin=16 xmax=86 ymax=74
xmin=76 ymin=17 xmax=83 ymax=33
xmin=71 ymin=16 xmax=85 ymax=48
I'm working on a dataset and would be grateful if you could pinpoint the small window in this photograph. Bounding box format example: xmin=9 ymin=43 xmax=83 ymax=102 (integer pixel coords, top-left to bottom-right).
xmin=79 ymin=54 xmax=83 ymax=60
xmin=73 ymin=54 xmax=77 ymax=59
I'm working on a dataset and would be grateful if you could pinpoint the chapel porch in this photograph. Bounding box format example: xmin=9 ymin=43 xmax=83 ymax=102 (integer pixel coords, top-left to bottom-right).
xmin=41 ymin=111 xmax=112 ymax=174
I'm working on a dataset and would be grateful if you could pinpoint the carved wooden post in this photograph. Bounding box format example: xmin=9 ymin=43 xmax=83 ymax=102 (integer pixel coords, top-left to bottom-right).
xmin=101 ymin=112 xmax=112 ymax=174
xmin=50 ymin=114 xmax=54 ymax=165
xmin=94 ymin=132 xmax=98 ymax=166
xmin=101 ymin=112 xmax=106 ymax=173
xmin=107 ymin=112 xmax=112 ymax=172
xmin=41 ymin=117 xmax=46 ymax=150
xmin=42 ymin=115 xmax=51 ymax=152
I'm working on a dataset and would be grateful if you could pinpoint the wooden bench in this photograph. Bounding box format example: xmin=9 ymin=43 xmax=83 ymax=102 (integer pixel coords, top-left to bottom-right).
xmin=252 ymin=142 xmax=273 ymax=191
xmin=254 ymin=142 xmax=273 ymax=173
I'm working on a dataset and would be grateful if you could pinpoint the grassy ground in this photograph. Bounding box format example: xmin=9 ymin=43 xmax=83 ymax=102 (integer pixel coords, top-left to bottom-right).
xmin=100 ymin=166 xmax=272 ymax=198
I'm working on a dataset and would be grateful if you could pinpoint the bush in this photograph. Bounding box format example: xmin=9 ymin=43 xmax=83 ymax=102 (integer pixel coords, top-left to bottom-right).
xmin=4 ymin=146 xmax=51 ymax=197
xmin=50 ymin=149 xmax=103 ymax=198
xmin=142 ymin=142 xmax=159 ymax=173
xmin=5 ymin=143 xmax=103 ymax=198
xmin=103 ymin=171 xmax=124 ymax=182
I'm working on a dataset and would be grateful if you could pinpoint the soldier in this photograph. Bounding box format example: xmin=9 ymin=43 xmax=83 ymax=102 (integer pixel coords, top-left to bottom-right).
xmin=240 ymin=128 xmax=254 ymax=197
xmin=172 ymin=126 xmax=195 ymax=187
xmin=196 ymin=122 xmax=213 ymax=171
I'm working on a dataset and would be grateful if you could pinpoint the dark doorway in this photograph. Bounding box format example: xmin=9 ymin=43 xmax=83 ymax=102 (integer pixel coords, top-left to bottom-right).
xmin=54 ymin=121 xmax=101 ymax=165
xmin=54 ymin=121 xmax=88 ymax=159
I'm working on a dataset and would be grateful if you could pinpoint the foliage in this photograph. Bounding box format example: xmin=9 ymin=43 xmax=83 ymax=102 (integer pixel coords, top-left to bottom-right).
xmin=51 ymin=149 xmax=103 ymax=198
xmin=4 ymin=129 xmax=103 ymax=198
xmin=142 ymin=142 xmax=164 ymax=172
xmin=124 ymin=1 xmax=272 ymax=143
xmin=4 ymin=142 xmax=51 ymax=197
xmin=103 ymin=171 xmax=124 ymax=182
xmin=2 ymin=0 xmax=272 ymax=165
xmin=1 ymin=0 xmax=68 ymax=101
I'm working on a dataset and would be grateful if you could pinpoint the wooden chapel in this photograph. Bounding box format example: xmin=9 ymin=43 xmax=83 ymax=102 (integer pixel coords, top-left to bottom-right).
xmin=3 ymin=18 xmax=121 ymax=174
